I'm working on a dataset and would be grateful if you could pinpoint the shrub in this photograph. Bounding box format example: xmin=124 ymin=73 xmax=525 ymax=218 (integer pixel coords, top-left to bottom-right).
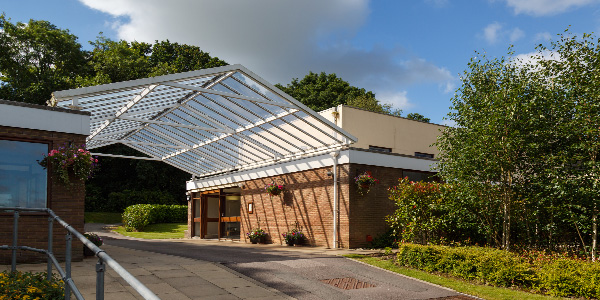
xmin=395 ymin=243 xmax=600 ymax=298
xmin=122 ymin=204 xmax=187 ymax=232
xmin=0 ymin=271 xmax=64 ymax=299
xmin=86 ymin=189 xmax=177 ymax=212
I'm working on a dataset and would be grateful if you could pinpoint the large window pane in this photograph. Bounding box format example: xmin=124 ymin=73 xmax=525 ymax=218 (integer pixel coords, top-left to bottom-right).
xmin=0 ymin=140 xmax=48 ymax=208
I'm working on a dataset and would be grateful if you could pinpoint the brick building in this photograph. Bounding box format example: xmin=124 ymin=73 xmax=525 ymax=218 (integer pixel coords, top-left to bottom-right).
xmin=49 ymin=65 xmax=443 ymax=249
xmin=0 ymin=100 xmax=90 ymax=263
xmin=186 ymin=105 xmax=443 ymax=248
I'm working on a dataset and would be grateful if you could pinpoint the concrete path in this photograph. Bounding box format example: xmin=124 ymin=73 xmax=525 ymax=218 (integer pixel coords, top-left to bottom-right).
xmin=2 ymin=224 xmax=476 ymax=300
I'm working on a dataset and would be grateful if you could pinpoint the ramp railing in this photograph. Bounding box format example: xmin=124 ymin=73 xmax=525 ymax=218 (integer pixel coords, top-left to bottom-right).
xmin=0 ymin=207 xmax=160 ymax=300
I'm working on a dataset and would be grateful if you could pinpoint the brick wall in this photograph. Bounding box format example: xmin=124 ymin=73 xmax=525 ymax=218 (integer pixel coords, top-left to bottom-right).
xmin=240 ymin=165 xmax=351 ymax=248
xmin=238 ymin=163 xmax=437 ymax=248
xmin=0 ymin=126 xmax=86 ymax=263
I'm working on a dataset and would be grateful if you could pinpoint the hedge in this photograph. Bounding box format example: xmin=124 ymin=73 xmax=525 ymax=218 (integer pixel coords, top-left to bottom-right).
xmin=122 ymin=204 xmax=187 ymax=232
xmin=396 ymin=243 xmax=600 ymax=298
xmin=86 ymin=189 xmax=178 ymax=212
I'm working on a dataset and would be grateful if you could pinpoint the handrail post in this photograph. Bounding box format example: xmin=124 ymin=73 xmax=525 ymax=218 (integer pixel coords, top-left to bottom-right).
xmin=96 ymin=257 xmax=105 ymax=300
xmin=65 ymin=232 xmax=72 ymax=300
xmin=11 ymin=210 xmax=19 ymax=272
xmin=47 ymin=216 xmax=54 ymax=280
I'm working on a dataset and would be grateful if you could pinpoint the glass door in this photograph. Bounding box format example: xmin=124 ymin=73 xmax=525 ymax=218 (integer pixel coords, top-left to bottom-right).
xmin=220 ymin=195 xmax=241 ymax=239
xmin=204 ymin=194 xmax=220 ymax=239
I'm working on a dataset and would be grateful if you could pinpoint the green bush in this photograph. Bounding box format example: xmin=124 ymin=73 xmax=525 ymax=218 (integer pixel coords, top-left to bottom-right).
xmin=396 ymin=243 xmax=600 ymax=298
xmin=122 ymin=204 xmax=187 ymax=232
xmin=0 ymin=271 xmax=64 ymax=299
xmin=86 ymin=189 xmax=177 ymax=212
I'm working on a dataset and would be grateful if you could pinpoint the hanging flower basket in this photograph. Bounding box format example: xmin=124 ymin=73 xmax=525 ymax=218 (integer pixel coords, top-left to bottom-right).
xmin=355 ymin=171 xmax=379 ymax=195
xmin=265 ymin=183 xmax=285 ymax=197
xmin=38 ymin=144 xmax=99 ymax=186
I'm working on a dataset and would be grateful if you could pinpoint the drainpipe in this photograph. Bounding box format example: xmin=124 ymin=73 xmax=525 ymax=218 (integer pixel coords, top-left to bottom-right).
xmin=331 ymin=151 xmax=340 ymax=249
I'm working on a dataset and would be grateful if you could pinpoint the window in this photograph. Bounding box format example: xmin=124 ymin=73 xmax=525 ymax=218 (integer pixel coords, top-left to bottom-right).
xmin=369 ymin=145 xmax=392 ymax=153
xmin=414 ymin=152 xmax=434 ymax=158
xmin=0 ymin=140 xmax=48 ymax=208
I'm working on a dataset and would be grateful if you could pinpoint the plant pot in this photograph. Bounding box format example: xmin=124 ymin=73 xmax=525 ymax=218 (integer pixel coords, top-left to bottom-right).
xmin=269 ymin=190 xmax=282 ymax=196
xmin=286 ymin=240 xmax=295 ymax=246
xmin=83 ymin=246 xmax=95 ymax=257
xmin=250 ymin=237 xmax=259 ymax=244
xmin=360 ymin=183 xmax=370 ymax=189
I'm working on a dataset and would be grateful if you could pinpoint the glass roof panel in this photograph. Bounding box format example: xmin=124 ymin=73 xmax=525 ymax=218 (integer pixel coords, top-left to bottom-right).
xmin=51 ymin=65 xmax=356 ymax=177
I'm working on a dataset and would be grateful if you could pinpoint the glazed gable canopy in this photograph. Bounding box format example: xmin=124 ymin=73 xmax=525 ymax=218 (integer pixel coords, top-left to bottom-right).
xmin=51 ymin=65 xmax=357 ymax=178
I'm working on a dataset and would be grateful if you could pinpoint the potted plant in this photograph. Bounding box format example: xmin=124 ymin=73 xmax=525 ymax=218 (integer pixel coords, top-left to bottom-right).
xmin=83 ymin=233 xmax=103 ymax=256
xmin=282 ymin=228 xmax=304 ymax=246
xmin=246 ymin=228 xmax=267 ymax=244
xmin=38 ymin=144 xmax=99 ymax=186
xmin=265 ymin=183 xmax=285 ymax=197
xmin=355 ymin=171 xmax=379 ymax=195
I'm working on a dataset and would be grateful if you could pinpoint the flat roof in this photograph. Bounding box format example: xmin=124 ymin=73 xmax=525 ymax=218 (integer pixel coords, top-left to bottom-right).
xmin=52 ymin=65 xmax=357 ymax=177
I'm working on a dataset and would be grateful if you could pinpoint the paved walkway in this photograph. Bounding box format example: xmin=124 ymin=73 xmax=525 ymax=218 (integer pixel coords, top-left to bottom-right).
xmin=2 ymin=224 xmax=475 ymax=300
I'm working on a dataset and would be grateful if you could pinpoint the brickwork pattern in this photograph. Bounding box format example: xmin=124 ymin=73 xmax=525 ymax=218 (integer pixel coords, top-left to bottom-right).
xmin=240 ymin=166 xmax=351 ymax=248
xmin=0 ymin=126 xmax=86 ymax=263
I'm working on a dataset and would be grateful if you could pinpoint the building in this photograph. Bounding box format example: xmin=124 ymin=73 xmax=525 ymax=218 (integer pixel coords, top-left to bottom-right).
xmin=186 ymin=105 xmax=443 ymax=248
xmin=0 ymin=100 xmax=90 ymax=263
xmin=49 ymin=64 xmax=443 ymax=249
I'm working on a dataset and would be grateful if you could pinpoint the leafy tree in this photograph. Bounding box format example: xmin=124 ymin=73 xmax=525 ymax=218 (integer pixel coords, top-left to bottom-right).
xmin=535 ymin=31 xmax=600 ymax=260
xmin=406 ymin=113 xmax=430 ymax=123
xmin=0 ymin=14 xmax=89 ymax=104
xmin=347 ymin=95 xmax=402 ymax=116
xmin=276 ymin=71 xmax=401 ymax=115
xmin=436 ymin=51 xmax=554 ymax=250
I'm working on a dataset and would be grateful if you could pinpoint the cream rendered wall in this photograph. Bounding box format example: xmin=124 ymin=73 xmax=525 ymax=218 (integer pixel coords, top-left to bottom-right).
xmin=319 ymin=105 xmax=444 ymax=158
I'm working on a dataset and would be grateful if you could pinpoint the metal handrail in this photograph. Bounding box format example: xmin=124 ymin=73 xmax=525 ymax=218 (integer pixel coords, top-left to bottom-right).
xmin=0 ymin=207 xmax=160 ymax=300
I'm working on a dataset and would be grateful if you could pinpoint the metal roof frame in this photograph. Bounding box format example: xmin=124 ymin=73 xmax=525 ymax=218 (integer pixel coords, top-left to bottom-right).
xmin=52 ymin=64 xmax=357 ymax=178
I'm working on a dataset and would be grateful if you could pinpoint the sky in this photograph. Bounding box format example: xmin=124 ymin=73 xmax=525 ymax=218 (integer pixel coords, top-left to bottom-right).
xmin=2 ymin=0 xmax=600 ymax=125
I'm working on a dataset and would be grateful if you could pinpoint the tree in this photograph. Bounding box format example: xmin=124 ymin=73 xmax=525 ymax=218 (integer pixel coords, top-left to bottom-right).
xmin=0 ymin=15 xmax=89 ymax=104
xmin=276 ymin=71 xmax=401 ymax=115
xmin=406 ymin=113 xmax=430 ymax=122
xmin=535 ymin=31 xmax=600 ymax=260
xmin=85 ymin=36 xmax=228 ymax=84
xmin=347 ymin=95 xmax=402 ymax=116
xmin=436 ymin=51 xmax=554 ymax=250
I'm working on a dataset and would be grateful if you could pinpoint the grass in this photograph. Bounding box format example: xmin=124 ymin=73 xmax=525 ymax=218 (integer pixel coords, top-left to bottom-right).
xmin=112 ymin=223 xmax=187 ymax=239
xmin=345 ymin=255 xmax=568 ymax=300
xmin=84 ymin=212 xmax=122 ymax=224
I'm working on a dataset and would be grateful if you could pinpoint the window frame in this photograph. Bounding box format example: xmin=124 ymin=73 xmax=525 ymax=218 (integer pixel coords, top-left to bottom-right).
xmin=0 ymin=136 xmax=51 ymax=210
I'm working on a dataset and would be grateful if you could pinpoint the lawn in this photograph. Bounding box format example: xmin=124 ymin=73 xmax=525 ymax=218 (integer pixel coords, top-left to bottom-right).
xmin=345 ymin=255 xmax=568 ymax=300
xmin=112 ymin=223 xmax=187 ymax=239
xmin=84 ymin=212 xmax=122 ymax=224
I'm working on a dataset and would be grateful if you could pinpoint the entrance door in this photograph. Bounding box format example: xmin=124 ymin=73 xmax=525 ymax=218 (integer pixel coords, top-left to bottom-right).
xmin=191 ymin=188 xmax=241 ymax=239
xmin=204 ymin=194 xmax=220 ymax=239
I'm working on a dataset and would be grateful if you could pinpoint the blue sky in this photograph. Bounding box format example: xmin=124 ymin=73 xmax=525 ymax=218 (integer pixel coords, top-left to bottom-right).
xmin=2 ymin=0 xmax=599 ymax=124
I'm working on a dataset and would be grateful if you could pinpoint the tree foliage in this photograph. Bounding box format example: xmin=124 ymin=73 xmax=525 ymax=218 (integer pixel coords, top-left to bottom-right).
xmin=0 ymin=14 xmax=89 ymax=104
xmin=276 ymin=71 xmax=402 ymax=116
xmin=436 ymin=31 xmax=600 ymax=258
xmin=406 ymin=113 xmax=430 ymax=122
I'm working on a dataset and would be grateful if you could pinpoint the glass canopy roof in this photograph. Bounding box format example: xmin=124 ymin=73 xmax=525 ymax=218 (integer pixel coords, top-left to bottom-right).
xmin=52 ymin=64 xmax=356 ymax=178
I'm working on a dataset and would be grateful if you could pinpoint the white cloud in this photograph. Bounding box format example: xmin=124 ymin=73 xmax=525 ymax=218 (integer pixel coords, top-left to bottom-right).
xmin=509 ymin=28 xmax=525 ymax=42
xmin=512 ymin=50 xmax=559 ymax=66
xmin=481 ymin=22 xmax=525 ymax=44
xmin=378 ymin=90 xmax=411 ymax=110
xmin=534 ymin=32 xmax=553 ymax=42
xmin=483 ymin=22 xmax=503 ymax=44
xmin=78 ymin=0 xmax=454 ymax=111
xmin=504 ymin=0 xmax=599 ymax=16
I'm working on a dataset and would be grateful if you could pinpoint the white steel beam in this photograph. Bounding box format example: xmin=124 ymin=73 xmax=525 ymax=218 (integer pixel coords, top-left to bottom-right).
xmin=162 ymin=81 xmax=298 ymax=109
